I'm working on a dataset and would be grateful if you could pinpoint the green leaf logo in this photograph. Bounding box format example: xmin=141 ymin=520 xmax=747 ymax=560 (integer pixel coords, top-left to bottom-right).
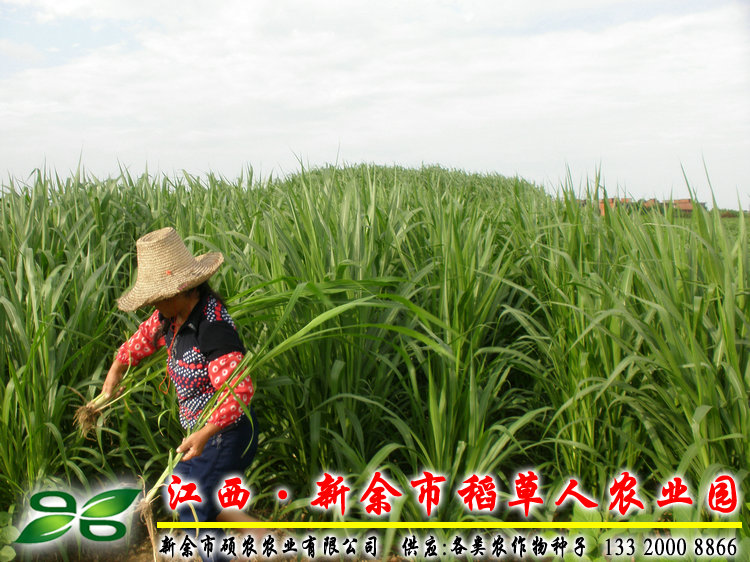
xmin=15 ymin=514 xmax=75 ymax=544
xmin=79 ymin=519 xmax=128 ymax=542
xmin=81 ymin=489 xmax=140 ymax=519
xmin=29 ymin=491 xmax=75 ymax=514
xmin=16 ymin=488 xmax=140 ymax=544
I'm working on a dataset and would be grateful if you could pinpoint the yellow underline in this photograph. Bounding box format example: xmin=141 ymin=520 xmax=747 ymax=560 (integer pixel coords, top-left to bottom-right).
xmin=157 ymin=521 xmax=742 ymax=530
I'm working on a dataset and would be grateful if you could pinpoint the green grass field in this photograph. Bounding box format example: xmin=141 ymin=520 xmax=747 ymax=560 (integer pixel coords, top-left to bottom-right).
xmin=1 ymin=164 xmax=747 ymax=559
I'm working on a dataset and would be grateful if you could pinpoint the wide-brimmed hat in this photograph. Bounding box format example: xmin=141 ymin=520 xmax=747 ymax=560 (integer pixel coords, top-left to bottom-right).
xmin=117 ymin=227 xmax=224 ymax=311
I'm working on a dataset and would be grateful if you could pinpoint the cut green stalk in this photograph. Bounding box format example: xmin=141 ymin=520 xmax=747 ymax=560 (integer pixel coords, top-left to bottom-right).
xmin=135 ymin=449 xmax=183 ymax=562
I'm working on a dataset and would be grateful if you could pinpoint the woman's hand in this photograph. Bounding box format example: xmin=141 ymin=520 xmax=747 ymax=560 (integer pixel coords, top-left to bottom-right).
xmin=98 ymin=384 xmax=122 ymax=403
xmin=99 ymin=359 xmax=129 ymax=402
xmin=177 ymin=423 xmax=221 ymax=461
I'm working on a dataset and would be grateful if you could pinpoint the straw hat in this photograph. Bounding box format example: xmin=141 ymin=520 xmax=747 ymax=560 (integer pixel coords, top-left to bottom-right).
xmin=117 ymin=227 xmax=224 ymax=311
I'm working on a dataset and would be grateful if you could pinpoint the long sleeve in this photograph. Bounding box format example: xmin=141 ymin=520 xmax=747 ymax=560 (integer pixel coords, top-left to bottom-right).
xmin=206 ymin=351 xmax=254 ymax=428
xmin=116 ymin=310 xmax=165 ymax=366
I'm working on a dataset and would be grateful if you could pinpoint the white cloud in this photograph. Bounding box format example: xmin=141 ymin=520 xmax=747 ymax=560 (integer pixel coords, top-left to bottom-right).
xmin=0 ymin=0 xmax=748 ymax=208
xmin=0 ymin=37 xmax=45 ymax=63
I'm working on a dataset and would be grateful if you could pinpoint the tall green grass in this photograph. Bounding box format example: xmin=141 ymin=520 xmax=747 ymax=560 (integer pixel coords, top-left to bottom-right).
xmin=1 ymin=164 xmax=747 ymax=548
xmin=509 ymin=179 xmax=748 ymax=526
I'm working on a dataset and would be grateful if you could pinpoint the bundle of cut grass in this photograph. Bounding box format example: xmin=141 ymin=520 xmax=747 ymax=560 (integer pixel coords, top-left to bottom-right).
xmin=74 ymin=393 xmax=111 ymax=437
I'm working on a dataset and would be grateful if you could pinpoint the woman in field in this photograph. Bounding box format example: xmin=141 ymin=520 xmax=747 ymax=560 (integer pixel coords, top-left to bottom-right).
xmin=96 ymin=227 xmax=258 ymax=525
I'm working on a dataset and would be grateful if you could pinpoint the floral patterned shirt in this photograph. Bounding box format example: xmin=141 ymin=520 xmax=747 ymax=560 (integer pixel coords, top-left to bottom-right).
xmin=116 ymin=294 xmax=254 ymax=429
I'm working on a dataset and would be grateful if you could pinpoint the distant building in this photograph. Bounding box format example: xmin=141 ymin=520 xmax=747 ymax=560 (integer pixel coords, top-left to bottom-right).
xmin=598 ymin=197 xmax=632 ymax=216
xmin=673 ymin=199 xmax=694 ymax=213
xmin=576 ymin=197 xmax=705 ymax=215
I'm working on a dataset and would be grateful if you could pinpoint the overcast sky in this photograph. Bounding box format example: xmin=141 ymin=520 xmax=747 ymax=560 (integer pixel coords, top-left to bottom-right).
xmin=1 ymin=1 xmax=748 ymax=209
